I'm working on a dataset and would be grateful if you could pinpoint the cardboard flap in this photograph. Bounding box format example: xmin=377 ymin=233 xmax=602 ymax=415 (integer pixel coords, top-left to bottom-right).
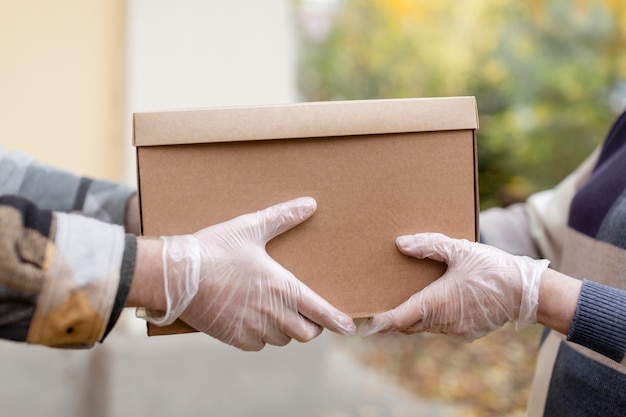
xmin=133 ymin=96 xmax=478 ymax=147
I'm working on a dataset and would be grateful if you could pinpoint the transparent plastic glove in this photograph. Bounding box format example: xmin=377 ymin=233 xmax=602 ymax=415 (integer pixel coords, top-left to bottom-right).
xmin=360 ymin=232 xmax=549 ymax=341
xmin=138 ymin=197 xmax=356 ymax=351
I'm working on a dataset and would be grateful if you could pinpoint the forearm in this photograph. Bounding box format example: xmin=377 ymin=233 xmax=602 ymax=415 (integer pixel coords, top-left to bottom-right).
xmin=125 ymin=236 xmax=166 ymax=311
xmin=124 ymin=193 xmax=141 ymax=235
xmin=537 ymin=269 xmax=626 ymax=363
xmin=536 ymin=268 xmax=582 ymax=335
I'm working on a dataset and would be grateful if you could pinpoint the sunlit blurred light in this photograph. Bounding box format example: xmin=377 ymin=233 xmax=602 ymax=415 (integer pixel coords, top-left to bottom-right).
xmin=610 ymin=81 xmax=626 ymax=114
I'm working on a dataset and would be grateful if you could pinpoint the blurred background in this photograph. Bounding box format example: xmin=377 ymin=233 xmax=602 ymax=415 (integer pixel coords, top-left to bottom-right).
xmin=0 ymin=0 xmax=625 ymax=416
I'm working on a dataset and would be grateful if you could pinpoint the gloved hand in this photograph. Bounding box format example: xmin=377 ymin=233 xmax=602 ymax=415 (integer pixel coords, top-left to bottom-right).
xmin=360 ymin=233 xmax=550 ymax=341
xmin=137 ymin=197 xmax=356 ymax=351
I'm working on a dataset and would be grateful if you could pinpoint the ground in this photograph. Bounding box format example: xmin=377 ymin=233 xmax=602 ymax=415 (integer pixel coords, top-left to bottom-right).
xmin=332 ymin=324 xmax=543 ymax=417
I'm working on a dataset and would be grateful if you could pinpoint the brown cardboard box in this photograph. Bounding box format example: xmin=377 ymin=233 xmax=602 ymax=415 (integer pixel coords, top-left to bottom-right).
xmin=133 ymin=97 xmax=479 ymax=335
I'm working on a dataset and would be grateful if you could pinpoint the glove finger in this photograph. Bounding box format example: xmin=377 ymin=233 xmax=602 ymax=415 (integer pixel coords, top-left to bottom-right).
xmin=261 ymin=330 xmax=293 ymax=347
xmin=282 ymin=313 xmax=323 ymax=343
xmin=396 ymin=232 xmax=454 ymax=264
xmin=358 ymin=315 xmax=393 ymax=337
xmin=403 ymin=320 xmax=446 ymax=335
xmin=296 ymin=283 xmax=356 ymax=336
xmin=224 ymin=316 xmax=285 ymax=351
xmin=257 ymin=197 xmax=317 ymax=242
xmin=401 ymin=320 xmax=429 ymax=335
xmin=359 ymin=294 xmax=424 ymax=337
xmin=232 ymin=338 xmax=266 ymax=352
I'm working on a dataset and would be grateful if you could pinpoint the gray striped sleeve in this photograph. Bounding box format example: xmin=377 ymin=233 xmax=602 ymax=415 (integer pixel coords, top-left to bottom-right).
xmin=0 ymin=147 xmax=135 ymax=226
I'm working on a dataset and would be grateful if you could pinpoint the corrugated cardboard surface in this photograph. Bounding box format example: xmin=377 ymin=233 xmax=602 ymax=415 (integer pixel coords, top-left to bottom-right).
xmin=134 ymin=97 xmax=479 ymax=335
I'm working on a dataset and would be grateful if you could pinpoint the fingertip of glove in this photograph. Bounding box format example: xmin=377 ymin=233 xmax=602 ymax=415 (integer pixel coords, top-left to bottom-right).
xmin=355 ymin=317 xmax=388 ymax=338
xmin=297 ymin=196 xmax=317 ymax=215
xmin=326 ymin=313 xmax=357 ymax=336
xmin=282 ymin=196 xmax=317 ymax=218
xmin=337 ymin=319 xmax=357 ymax=336
xmin=396 ymin=235 xmax=413 ymax=249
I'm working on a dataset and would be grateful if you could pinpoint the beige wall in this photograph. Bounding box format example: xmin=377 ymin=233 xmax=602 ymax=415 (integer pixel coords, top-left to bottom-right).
xmin=0 ymin=0 xmax=127 ymax=182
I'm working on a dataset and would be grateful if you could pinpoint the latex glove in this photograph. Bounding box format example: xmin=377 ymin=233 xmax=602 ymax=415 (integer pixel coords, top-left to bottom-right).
xmin=138 ymin=197 xmax=356 ymax=351
xmin=360 ymin=233 xmax=549 ymax=341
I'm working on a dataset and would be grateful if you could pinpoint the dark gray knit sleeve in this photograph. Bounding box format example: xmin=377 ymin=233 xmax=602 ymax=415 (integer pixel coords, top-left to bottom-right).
xmin=567 ymin=279 xmax=626 ymax=363
xmin=100 ymin=233 xmax=137 ymax=342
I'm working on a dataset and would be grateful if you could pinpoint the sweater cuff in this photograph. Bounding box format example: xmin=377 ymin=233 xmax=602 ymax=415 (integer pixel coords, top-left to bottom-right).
xmin=567 ymin=279 xmax=626 ymax=363
xmin=100 ymin=233 xmax=137 ymax=342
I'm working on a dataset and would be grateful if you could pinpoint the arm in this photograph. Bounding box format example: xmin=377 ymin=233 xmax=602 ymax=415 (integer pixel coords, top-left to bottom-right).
xmin=0 ymin=148 xmax=140 ymax=347
xmin=0 ymin=195 xmax=130 ymax=348
xmin=126 ymin=237 xmax=163 ymax=311
xmin=529 ymin=268 xmax=626 ymax=363
xmin=537 ymin=268 xmax=581 ymax=335
xmin=1 ymin=195 xmax=356 ymax=350
xmin=480 ymin=146 xmax=600 ymax=268
xmin=0 ymin=147 xmax=138 ymax=232
xmin=361 ymin=233 xmax=626 ymax=362
xmin=565 ymin=279 xmax=626 ymax=362
xmin=127 ymin=197 xmax=356 ymax=351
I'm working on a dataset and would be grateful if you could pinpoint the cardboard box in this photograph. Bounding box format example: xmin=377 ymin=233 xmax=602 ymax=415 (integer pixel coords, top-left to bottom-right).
xmin=133 ymin=97 xmax=479 ymax=335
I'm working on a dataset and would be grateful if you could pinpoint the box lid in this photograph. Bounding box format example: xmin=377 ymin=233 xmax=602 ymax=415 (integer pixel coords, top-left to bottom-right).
xmin=133 ymin=96 xmax=478 ymax=147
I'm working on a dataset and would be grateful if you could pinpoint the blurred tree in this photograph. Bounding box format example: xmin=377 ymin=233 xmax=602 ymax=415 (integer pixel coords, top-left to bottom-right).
xmin=294 ymin=2 xmax=626 ymax=415
xmin=296 ymin=0 xmax=626 ymax=209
